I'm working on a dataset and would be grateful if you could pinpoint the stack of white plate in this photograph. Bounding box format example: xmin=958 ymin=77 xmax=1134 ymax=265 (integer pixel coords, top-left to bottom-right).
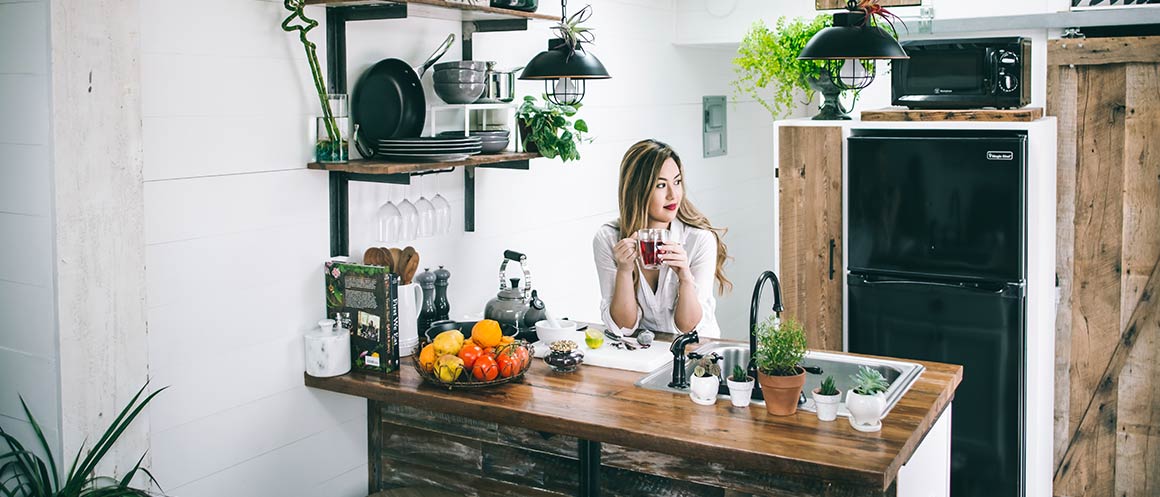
xmin=436 ymin=130 xmax=510 ymax=154
xmin=377 ymin=136 xmax=482 ymax=162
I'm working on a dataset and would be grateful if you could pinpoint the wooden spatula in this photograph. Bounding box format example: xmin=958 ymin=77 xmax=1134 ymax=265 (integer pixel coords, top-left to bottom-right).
xmin=401 ymin=246 xmax=420 ymax=284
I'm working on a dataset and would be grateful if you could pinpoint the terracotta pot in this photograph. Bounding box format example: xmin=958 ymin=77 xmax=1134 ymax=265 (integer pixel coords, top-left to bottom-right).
xmin=757 ymin=367 xmax=806 ymax=416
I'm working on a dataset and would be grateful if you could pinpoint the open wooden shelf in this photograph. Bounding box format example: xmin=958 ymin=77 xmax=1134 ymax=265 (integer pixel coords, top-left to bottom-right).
xmin=304 ymin=0 xmax=559 ymax=21
xmin=308 ymin=151 xmax=540 ymax=175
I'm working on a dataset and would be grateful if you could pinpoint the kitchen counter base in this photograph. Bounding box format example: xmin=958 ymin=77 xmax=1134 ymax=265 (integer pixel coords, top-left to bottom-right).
xmin=371 ymin=401 xmax=901 ymax=497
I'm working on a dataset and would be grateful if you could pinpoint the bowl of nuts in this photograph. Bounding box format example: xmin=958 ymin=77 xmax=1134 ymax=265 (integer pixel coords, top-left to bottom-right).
xmin=543 ymin=340 xmax=584 ymax=373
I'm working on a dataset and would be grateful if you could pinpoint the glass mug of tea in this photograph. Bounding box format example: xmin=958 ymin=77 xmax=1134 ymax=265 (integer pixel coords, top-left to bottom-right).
xmin=636 ymin=229 xmax=669 ymax=270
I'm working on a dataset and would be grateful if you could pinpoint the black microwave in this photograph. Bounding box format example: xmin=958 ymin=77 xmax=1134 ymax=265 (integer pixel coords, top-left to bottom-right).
xmin=891 ymin=37 xmax=1031 ymax=109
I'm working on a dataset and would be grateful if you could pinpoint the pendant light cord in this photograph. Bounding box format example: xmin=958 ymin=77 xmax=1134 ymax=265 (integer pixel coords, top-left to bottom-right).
xmin=560 ymin=0 xmax=567 ymax=23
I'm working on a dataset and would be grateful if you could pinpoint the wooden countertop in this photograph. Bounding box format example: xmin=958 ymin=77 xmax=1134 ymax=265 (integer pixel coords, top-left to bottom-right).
xmin=305 ymin=343 xmax=962 ymax=491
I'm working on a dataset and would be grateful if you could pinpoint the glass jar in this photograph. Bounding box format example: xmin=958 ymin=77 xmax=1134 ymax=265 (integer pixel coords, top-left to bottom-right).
xmin=315 ymin=93 xmax=349 ymax=163
xmin=544 ymin=340 xmax=584 ymax=373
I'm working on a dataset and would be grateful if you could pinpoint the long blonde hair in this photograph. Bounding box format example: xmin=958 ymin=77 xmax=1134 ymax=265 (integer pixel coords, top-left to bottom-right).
xmin=617 ymin=139 xmax=732 ymax=294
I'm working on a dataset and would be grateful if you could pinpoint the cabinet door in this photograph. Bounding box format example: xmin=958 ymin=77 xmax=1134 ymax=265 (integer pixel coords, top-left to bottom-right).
xmin=777 ymin=125 xmax=843 ymax=351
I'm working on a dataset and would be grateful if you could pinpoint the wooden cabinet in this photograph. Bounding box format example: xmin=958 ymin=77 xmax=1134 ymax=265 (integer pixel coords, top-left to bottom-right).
xmin=777 ymin=125 xmax=843 ymax=352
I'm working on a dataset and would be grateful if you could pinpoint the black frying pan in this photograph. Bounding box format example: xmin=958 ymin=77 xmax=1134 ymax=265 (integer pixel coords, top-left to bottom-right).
xmin=353 ymin=34 xmax=454 ymax=157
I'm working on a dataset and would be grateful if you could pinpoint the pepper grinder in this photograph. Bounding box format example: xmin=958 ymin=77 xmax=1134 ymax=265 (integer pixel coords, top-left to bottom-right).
xmin=433 ymin=265 xmax=451 ymax=322
xmin=415 ymin=268 xmax=438 ymax=334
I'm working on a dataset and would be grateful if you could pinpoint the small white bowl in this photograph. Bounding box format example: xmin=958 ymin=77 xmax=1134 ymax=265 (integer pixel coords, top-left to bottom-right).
xmin=535 ymin=319 xmax=581 ymax=345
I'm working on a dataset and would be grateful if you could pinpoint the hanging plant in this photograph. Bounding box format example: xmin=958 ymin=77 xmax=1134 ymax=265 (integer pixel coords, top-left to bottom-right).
xmin=551 ymin=4 xmax=596 ymax=55
xmin=731 ymin=16 xmax=831 ymax=119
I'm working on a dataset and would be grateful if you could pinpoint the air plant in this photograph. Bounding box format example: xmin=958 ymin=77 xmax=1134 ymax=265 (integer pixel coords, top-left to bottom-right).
xmin=855 ymin=0 xmax=907 ymax=36
xmin=551 ymin=4 xmax=596 ymax=56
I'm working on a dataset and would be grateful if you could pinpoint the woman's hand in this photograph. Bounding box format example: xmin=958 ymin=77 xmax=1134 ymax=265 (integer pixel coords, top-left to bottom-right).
xmin=659 ymin=241 xmax=694 ymax=281
xmin=613 ymin=236 xmax=638 ymax=273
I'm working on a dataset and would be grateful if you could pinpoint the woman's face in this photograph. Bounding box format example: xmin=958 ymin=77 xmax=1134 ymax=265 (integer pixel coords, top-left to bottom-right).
xmin=647 ymin=158 xmax=683 ymax=227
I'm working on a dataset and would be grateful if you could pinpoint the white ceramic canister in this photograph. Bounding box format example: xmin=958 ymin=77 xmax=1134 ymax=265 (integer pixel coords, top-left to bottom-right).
xmin=397 ymin=283 xmax=423 ymax=357
xmin=304 ymin=319 xmax=351 ymax=377
xmin=845 ymin=390 xmax=886 ymax=431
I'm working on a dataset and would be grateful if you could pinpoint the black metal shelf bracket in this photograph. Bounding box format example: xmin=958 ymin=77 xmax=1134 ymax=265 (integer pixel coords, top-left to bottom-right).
xmin=324 ymin=6 xmax=534 ymax=256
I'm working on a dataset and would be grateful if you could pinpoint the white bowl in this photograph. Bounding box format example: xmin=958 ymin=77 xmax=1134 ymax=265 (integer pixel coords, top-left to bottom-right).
xmin=534 ymin=319 xmax=581 ymax=345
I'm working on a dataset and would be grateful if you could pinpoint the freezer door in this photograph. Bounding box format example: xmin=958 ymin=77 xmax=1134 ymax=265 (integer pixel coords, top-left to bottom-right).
xmin=848 ymin=274 xmax=1025 ymax=497
xmin=847 ymin=134 xmax=1026 ymax=282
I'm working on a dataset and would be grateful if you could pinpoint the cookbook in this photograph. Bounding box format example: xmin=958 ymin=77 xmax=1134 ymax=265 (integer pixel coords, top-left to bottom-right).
xmin=325 ymin=260 xmax=399 ymax=374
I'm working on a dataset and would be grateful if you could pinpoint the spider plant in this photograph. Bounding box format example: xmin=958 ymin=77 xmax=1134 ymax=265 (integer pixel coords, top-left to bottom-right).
xmin=0 ymin=383 xmax=165 ymax=497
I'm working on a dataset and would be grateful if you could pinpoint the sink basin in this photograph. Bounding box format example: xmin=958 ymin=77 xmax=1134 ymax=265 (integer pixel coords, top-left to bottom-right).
xmin=634 ymin=343 xmax=924 ymax=418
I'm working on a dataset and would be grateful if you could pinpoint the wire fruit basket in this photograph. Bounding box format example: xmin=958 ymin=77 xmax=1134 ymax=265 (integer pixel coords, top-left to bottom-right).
xmin=412 ymin=340 xmax=535 ymax=390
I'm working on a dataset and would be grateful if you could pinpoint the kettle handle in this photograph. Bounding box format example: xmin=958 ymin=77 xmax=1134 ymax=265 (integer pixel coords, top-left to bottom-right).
xmin=498 ymin=250 xmax=532 ymax=298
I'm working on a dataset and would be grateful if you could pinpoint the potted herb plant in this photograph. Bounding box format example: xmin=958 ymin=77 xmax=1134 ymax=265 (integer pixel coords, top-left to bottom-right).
xmin=726 ymin=364 xmax=754 ymax=408
xmin=812 ymin=375 xmax=842 ymax=422
xmin=847 ymin=365 xmax=889 ymax=432
xmin=516 ymin=95 xmax=589 ymax=162
xmin=753 ymin=316 xmax=808 ymax=416
xmin=0 ymin=383 xmax=165 ymax=496
xmin=689 ymin=353 xmax=722 ymax=405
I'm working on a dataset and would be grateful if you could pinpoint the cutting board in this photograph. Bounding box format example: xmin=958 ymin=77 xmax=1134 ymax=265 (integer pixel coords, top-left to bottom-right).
xmin=531 ymin=338 xmax=672 ymax=373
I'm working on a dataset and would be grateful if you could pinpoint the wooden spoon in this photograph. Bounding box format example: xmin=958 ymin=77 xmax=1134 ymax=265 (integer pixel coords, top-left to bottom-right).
xmin=382 ymin=247 xmax=398 ymax=273
xmin=394 ymin=248 xmax=410 ymax=280
xmin=364 ymin=247 xmax=387 ymax=266
xmin=401 ymin=246 xmax=420 ymax=284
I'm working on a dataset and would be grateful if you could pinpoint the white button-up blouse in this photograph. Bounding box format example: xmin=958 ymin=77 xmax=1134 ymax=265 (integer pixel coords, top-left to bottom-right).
xmin=591 ymin=219 xmax=720 ymax=338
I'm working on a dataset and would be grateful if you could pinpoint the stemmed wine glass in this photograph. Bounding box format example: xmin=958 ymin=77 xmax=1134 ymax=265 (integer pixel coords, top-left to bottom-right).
xmin=377 ymin=196 xmax=401 ymax=243
xmin=432 ymin=186 xmax=451 ymax=235
xmin=415 ymin=175 xmax=436 ymax=238
xmin=398 ymin=183 xmax=418 ymax=241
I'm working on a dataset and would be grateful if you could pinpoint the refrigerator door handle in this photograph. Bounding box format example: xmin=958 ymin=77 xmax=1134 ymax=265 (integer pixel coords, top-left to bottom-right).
xmin=828 ymin=239 xmax=835 ymax=281
xmin=851 ymin=274 xmax=1015 ymax=295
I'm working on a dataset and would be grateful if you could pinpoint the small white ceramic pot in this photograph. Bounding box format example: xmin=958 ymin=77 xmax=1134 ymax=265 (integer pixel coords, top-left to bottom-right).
xmin=811 ymin=387 xmax=842 ymax=422
xmin=727 ymin=377 xmax=754 ymax=408
xmin=846 ymin=390 xmax=886 ymax=431
xmin=689 ymin=374 xmax=720 ymax=404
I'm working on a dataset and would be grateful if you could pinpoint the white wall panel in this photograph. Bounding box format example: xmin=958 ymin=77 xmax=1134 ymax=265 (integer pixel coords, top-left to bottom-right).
xmin=0 ymin=281 xmax=55 ymax=358
xmin=0 ymin=74 xmax=51 ymax=145
xmin=0 ymin=1 xmax=49 ymax=75
xmin=0 ymin=348 xmax=58 ymax=429
xmin=150 ymin=388 xmax=364 ymax=490
xmin=0 ymin=144 xmax=52 ymax=216
xmin=0 ymin=213 xmax=53 ymax=287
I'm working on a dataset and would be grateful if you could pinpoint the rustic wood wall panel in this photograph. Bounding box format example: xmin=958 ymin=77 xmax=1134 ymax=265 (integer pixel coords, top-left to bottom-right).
xmin=1047 ymin=36 xmax=1160 ymax=497
xmin=778 ymin=126 xmax=843 ymax=351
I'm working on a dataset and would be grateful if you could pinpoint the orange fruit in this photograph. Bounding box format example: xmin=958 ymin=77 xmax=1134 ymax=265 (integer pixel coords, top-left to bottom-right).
xmin=471 ymin=319 xmax=503 ymax=348
xmin=499 ymin=335 xmax=515 ymax=345
xmin=418 ymin=344 xmax=437 ymax=372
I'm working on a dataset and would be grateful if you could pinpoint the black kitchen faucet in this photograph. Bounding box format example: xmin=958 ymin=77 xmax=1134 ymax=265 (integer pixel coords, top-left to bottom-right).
xmin=748 ymin=271 xmax=784 ymax=399
xmin=667 ymin=330 xmax=699 ymax=389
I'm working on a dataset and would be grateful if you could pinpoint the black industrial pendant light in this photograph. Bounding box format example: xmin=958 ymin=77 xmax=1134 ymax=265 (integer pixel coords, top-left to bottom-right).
xmin=798 ymin=0 xmax=908 ymax=91
xmin=519 ymin=1 xmax=610 ymax=106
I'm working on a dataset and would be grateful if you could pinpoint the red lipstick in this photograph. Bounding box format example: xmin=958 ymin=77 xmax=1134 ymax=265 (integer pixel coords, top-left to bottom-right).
xmin=664 ymin=203 xmax=678 ymax=211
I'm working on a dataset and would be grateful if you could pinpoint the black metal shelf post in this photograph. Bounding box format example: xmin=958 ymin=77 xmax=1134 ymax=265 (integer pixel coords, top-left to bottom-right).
xmin=323 ymin=5 xmax=533 ymax=256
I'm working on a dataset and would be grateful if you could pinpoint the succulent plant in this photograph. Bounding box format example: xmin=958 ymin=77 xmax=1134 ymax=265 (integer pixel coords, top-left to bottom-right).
xmin=818 ymin=375 xmax=839 ymax=396
xmin=730 ymin=364 xmax=750 ymax=383
xmin=851 ymin=366 xmax=889 ymax=395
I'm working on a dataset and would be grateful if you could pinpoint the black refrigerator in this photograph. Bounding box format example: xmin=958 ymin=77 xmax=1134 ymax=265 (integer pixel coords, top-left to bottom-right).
xmin=846 ymin=131 xmax=1027 ymax=497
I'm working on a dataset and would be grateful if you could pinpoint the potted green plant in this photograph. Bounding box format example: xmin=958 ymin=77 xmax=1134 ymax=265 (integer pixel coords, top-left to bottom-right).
xmin=515 ymin=95 xmax=589 ymax=162
xmin=689 ymin=353 xmax=722 ymax=405
xmin=753 ymin=316 xmax=808 ymax=416
xmin=0 ymin=383 xmax=165 ymax=496
xmin=732 ymin=16 xmax=835 ymax=120
xmin=812 ymin=375 xmax=842 ymax=422
xmin=847 ymin=365 xmax=889 ymax=432
xmin=726 ymin=364 xmax=754 ymax=408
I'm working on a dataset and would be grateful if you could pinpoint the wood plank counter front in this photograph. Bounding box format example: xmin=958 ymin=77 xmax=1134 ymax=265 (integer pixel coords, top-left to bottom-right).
xmin=305 ymin=344 xmax=962 ymax=497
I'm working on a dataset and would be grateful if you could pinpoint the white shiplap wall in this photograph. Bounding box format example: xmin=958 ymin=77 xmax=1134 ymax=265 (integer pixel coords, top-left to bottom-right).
xmin=141 ymin=0 xmax=776 ymax=495
xmin=0 ymin=0 xmax=60 ymax=463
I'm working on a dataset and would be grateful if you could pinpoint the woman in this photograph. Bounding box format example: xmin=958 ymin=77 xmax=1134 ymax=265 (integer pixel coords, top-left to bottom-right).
xmin=592 ymin=139 xmax=731 ymax=338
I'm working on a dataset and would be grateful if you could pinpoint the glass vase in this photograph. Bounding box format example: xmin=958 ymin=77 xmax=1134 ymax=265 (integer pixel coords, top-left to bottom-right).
xmin=315 ymin=94 xmax=349 ymax=163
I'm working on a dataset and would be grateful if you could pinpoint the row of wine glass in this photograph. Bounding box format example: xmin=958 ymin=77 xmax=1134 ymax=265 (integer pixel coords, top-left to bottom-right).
xmin=377 ymin=176 xmax=451 ymax=242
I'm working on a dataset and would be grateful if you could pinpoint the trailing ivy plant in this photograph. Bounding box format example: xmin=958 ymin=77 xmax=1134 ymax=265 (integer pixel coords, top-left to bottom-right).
xmin=516 ymin=95 xmax=590 ymax=163
xmin=732 ymin=15 xmax=831 ymax=119
xmin=753 ymin=316 xmax=808 ymax=377
xmin=0 ymin=383 xmax=165 ymax=497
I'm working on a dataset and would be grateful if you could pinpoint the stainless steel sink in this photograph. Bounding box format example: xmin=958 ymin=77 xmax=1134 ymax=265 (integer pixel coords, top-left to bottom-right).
xmin=634 ymin=342 xmax=925 ymax=417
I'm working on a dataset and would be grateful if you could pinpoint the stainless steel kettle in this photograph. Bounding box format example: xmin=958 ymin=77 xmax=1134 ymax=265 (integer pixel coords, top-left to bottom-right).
xmin=483 ymin=250 xmax=546 ymax=340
